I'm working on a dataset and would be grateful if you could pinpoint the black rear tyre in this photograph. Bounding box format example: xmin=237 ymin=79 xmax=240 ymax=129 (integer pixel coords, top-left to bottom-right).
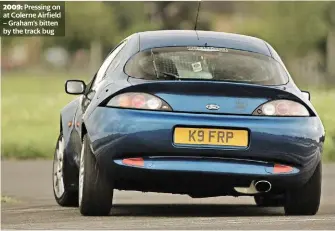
xmin=284 ymin=162 xmax=322 ymax=215
xmin=79 ymin=135 xmax=113 ymax=216
xmin=52 ymin=134 xmax=78 ymax=207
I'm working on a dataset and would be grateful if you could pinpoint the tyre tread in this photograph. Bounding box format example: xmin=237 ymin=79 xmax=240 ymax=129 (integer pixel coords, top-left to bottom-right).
xmin=79 ymin=135 xmax=113 ymax=216
xmin=284 ymin=162 xmax=321 ymax=215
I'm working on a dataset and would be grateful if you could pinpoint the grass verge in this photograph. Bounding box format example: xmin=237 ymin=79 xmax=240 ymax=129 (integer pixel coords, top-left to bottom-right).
xmin=308 ymin=89 xmax=335 ymax=161
xmin=1 ymin=196 xmax=19 ymax=204
xmin=2 ymin=71 xmax=85 ymax=159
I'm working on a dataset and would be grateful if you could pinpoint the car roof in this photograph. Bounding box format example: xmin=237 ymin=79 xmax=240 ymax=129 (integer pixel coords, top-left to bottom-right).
xmin=137 ymin=30 xmax=271 ymax=57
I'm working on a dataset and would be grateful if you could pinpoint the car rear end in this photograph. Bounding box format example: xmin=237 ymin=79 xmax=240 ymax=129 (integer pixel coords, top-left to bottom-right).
xmin=85 ymin=46 xmax=324 ymax=198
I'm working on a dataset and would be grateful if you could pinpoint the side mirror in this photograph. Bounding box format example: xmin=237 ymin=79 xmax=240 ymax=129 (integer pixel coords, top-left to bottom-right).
xmin=65 ymin=80 xmax=86 ymax=95
xmin=301 ymin=91 xmax=310 ymax=101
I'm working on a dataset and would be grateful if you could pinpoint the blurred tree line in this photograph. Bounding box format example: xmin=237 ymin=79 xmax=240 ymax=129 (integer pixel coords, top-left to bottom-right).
xmin=233 ymin=1 xmax=335 ymax=87
xmin=2 ymin=1 xmax=335 ymax=86
xmin=42 ymin=1 xmax=210 ymax=57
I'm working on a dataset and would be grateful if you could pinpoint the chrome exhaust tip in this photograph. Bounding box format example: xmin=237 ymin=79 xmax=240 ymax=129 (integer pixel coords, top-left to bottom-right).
xmin=254 ymin=180 xmax=271 ymax=193
xmin=234 ymin=180 xmax=272 ymax=194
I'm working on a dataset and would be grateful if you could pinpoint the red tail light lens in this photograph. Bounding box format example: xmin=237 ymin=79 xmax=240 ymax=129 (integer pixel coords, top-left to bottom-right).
xmin=253 ymin=100 xmax=309 ymax=116
xmin=131 ymin=94 xmax=146 ymax=108
xmin=106 ymin=92 xmax=172 ymax=111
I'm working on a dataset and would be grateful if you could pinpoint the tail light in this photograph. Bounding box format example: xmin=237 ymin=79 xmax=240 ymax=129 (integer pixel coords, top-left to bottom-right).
xmin=106 ymin=92 xmax=172 ymax=111
xmin=253 ymin=100 xmax=309 ymax=116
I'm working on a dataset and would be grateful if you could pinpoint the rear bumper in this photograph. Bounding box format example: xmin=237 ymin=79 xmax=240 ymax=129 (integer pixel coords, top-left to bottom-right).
xmin=86 ymin=107 xmax=324 ymax=163
xmin=85 ymin=107 xmax=324 ymax=193
xmin=109 ymin=156 xmax=319 ymax=196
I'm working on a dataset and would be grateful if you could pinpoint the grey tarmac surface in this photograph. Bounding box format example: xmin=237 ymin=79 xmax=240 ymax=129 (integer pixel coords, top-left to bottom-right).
xmin=1 ymin=160 xmax=335 ymax=229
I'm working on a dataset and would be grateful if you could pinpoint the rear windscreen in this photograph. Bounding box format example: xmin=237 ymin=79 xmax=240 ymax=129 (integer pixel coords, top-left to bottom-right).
xmin=124 ymin=46 xmax=289 ymax=86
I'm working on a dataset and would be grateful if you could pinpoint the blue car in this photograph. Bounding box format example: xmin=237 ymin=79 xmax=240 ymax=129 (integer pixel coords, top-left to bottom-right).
xmin=52 ymin=30 xmax=325 ymax=216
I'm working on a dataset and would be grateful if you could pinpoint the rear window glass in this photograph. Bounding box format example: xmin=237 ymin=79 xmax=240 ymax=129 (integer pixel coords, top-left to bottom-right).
xmin=124 ymin=46 xmax=288 ymax=86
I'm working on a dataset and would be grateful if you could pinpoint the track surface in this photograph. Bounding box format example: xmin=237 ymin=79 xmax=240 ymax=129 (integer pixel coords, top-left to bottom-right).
xmin=1 ymin=160 xmax=335 ymax=229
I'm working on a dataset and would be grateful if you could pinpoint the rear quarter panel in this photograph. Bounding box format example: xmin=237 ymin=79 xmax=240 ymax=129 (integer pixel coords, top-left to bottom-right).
xmin=60 ymin=97 xmax=80 ymax=145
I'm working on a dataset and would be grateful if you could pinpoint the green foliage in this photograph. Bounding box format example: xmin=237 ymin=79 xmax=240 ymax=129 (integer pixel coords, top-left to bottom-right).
xmin=110 ymin=2 xmax=159 ymax=41
xmin=4 ymin=2 xmax=333 ymax=58
xmin=41 ymin=1 xmax=212 ymax=52
xmin=43 ymin=2 xmax=158 ymax=52
xmin=326 ymin=2 xmax=335 ymax=27
xmin=150 ymin=1 xmax=211 ymax=30
xmin=65 ymin=2 xmax=117 ymax=45
xmin=237 ymin=2 xmax=330 ymax=59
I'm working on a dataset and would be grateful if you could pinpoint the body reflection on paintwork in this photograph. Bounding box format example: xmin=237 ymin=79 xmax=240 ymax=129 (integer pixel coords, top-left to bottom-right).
xmin=86 ymin=107 xmax=323 ymax=171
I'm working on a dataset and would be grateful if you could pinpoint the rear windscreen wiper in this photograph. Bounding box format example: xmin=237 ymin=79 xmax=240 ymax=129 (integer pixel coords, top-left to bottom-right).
xmin=157 ymin=71 xmax=180 ymax=80
xmin=151 ymin=50 xmax=179 ymax=80
xmin=151 ymin=49 xmax=160 ymax=79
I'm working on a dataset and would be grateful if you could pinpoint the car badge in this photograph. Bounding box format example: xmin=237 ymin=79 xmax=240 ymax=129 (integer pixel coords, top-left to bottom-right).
xmin=206 ymin=104 xmax=220 ymax=110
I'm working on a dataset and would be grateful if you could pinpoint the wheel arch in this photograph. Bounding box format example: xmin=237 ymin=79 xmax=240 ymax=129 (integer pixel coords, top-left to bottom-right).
xmin=60 ymin=98 xmax=80 ymax=143
xmin=81 ymin=122 xmax=87 ymax=141
xmin=60 ymin=115 xmax=63 ymax=133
